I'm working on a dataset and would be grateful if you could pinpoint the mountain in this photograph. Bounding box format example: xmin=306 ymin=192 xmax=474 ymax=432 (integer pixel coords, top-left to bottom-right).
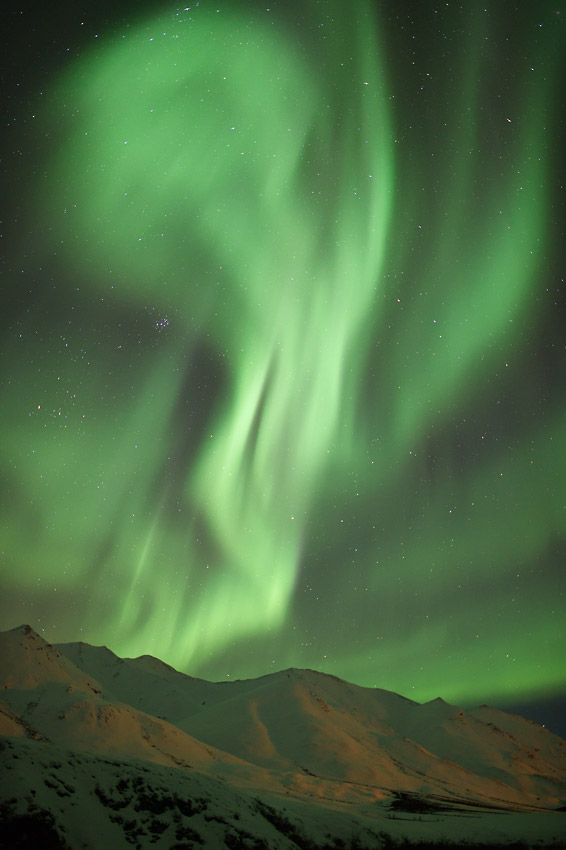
xmin=0 ymin=625 xmax=565 ymax=849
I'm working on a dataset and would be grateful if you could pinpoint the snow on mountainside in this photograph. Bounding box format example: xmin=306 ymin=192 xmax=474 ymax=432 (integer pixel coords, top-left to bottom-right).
xmin=54 ymin=633 xmax=566 ymax=810
xmin=173 ymin=668 xmax=566 ymax=808
xmin=55 ymin=637 xmax=226 ymax=721
xmin=0 ymin=624 xmax=102 ymax=695
xmin=1 ymin=625 xmax=565 ymax=850
xmin=0 ymin=626 xmax=278 ymax=788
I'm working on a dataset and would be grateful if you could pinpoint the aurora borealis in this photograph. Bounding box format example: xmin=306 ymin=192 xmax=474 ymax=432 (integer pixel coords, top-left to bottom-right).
xmin=1 ymin=0 xmax=564 ymax=724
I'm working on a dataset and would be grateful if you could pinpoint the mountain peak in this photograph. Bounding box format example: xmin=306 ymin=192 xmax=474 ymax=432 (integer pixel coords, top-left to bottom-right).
xmin=9 ymin=623 xmax=41 ymax=637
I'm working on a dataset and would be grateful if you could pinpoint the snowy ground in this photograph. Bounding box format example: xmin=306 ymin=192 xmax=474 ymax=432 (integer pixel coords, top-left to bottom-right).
xmin=2 ymin=736 xmax=565 ymax=850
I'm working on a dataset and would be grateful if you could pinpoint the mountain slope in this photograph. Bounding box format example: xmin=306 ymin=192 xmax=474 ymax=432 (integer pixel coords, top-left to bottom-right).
xmin=54 ymin=638 xmax=566 ymax=810
xmin=0 ymin=626 xmax=278 ymax=790
xmin=1 ymin=625 xmax=565 ymax=850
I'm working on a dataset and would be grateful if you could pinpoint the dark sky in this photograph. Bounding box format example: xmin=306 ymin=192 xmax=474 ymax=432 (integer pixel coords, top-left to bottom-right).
xmin=1 ymin=0 xmax=565 ymax=736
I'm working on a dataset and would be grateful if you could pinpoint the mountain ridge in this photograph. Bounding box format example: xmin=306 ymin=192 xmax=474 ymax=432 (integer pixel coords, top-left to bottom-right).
xmin=1 ymin=624 xmax=565 ymax=849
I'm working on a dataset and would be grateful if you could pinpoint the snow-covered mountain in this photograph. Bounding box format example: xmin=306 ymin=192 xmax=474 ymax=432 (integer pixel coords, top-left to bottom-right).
xmin=1 ymin=624 xmax=564 ymax=849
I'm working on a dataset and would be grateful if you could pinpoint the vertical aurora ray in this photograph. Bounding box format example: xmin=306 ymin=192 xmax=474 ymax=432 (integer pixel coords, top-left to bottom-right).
xmin=1 ymin=1 xmax=563 ymax=707
xmin=29 ymin=1 xmax=394 ymax=663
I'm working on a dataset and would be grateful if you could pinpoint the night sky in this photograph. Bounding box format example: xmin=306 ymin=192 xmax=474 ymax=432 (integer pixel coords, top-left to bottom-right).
xmin=1 ymin=1 xmax=565 ymax=733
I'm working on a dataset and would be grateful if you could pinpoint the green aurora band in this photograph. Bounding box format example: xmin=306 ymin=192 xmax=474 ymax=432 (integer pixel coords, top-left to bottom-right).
xmin=1 ymin=1 xmax=564 ymax=707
